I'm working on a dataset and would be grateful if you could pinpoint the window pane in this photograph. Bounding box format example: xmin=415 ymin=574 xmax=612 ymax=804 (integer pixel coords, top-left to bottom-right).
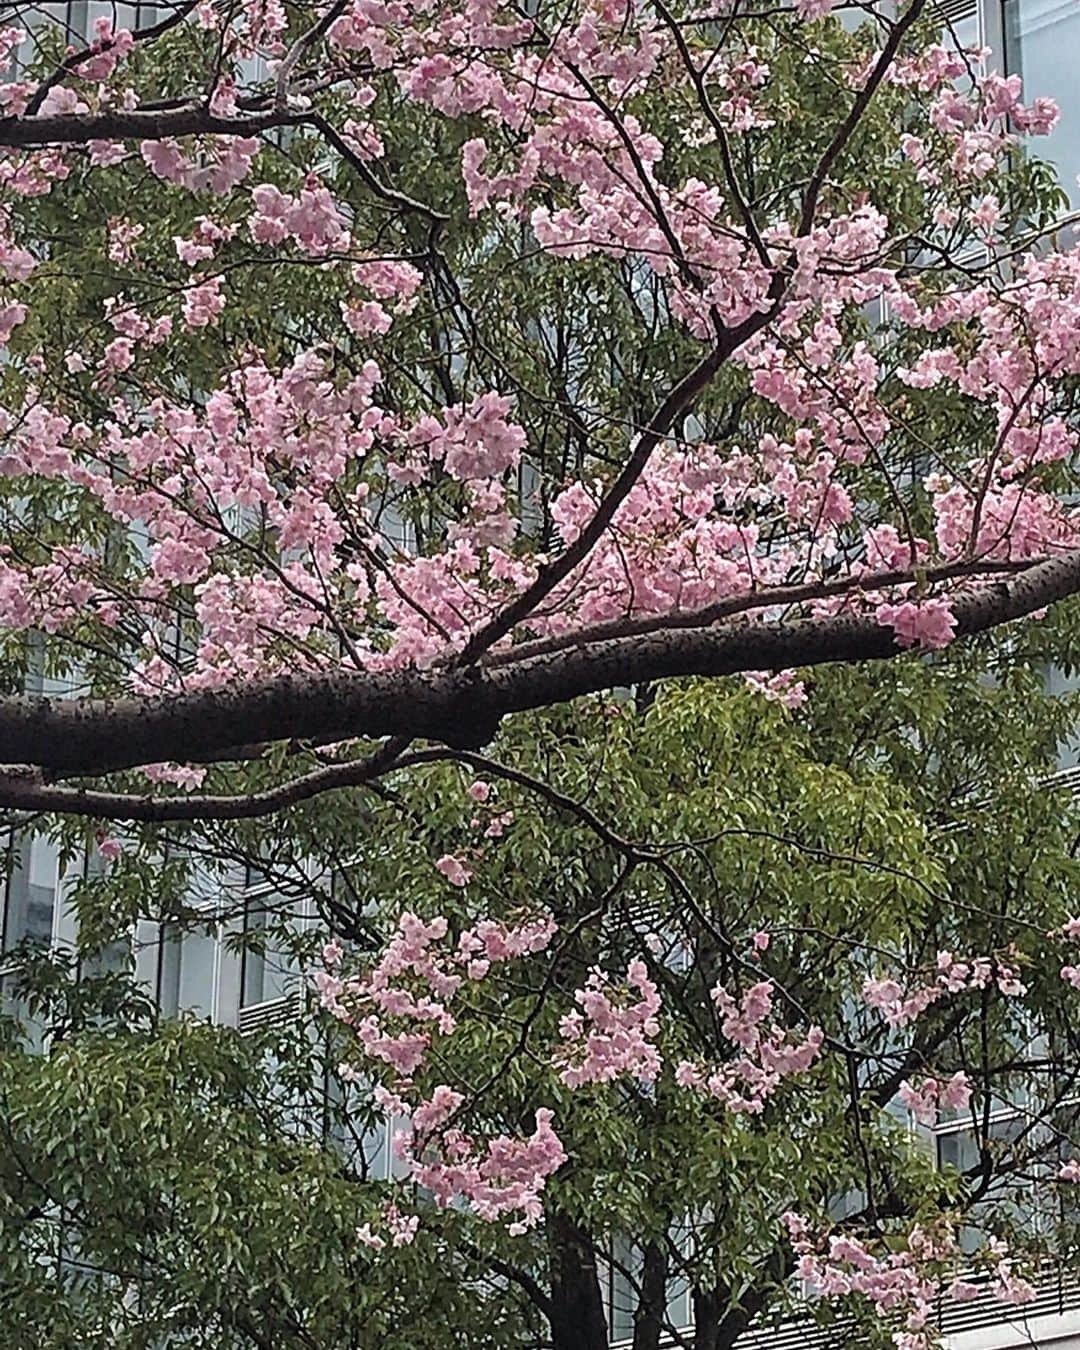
xmin=2 ymin=835 xmax=56 ymax=952
xmin=241 ymin=901 xmax=268 ymax=1007
xmin=157 ymin=923 xmax=183 ymax=1017
xmin=938 ymin=1114 xmax=1041 ymax=1250
xmin=938 ymin=1 xmax=979 ymax=62
xmin=1005 ymin=0 xmax=1080 ymax=204
xmin=177 ymin=928 xmax=215 ymax=1018
xmin=240 ymin=896 xmax=297 ymax=1007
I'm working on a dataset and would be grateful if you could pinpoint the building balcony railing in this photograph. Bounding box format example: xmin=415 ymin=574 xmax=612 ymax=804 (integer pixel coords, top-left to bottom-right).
xmin=236 ymin=989 xmax=305 ymax=1036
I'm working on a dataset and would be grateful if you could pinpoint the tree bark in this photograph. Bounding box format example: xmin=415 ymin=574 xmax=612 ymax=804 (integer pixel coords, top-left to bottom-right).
xmin=547 ymin=1210 xmax=610 ymax=1350
xmin=632 ymin=1240 xmax=669 ymax=1350
xmin=693 ymin=1257 xmax=789 ymax=1350
xmin=693 ymin=1284 xmax=727 ymax=1350
xmin=3 ymin=547 xmax=1079 ymax=779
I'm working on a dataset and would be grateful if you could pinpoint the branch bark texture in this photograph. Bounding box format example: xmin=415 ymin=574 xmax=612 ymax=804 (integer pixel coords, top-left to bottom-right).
xmin=1 ymin=550 xmax=1077 ymax=781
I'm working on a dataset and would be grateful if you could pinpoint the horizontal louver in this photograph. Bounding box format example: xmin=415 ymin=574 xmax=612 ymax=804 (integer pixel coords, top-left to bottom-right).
xmin=933 ymin=0 xmax=978 ymax=20
xmin=237 ymin=991 xmax=304 ymax=1036
xmin=611 ymin=1265 xmax=1080 ymax=1348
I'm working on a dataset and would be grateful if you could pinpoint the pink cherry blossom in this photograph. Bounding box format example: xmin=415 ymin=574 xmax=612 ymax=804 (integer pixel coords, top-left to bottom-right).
xmin=899 ymin=1072 xmax=971 ymax=1126
xmin=313 ymin=909 xmax=558 ymax=1231
xmin=96 ymin=836 xmax=122 ymax=862
xmin=435 ymin=853 xmax=473 ymax=887
xmin=876 ymin=598 xmax=957 ymax=650
xmin=182 ymin=276 xmax=226 ymax=329
xmin=789 ymin=1215 xmax=1037 ymax=1344
xmin=557 ymin=960 xmax=662 ymax=1088
xmin=677 ymin=980 xmax=823 ymax=1114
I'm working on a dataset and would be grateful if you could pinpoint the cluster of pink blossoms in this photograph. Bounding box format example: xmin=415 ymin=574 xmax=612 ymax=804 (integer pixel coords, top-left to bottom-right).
xmin=75 ymin=16 xmax=135 ymax=83
xmin=783 ymin=1214 xmax=1035 ymax=1349
xmin=1052 ymin=917 xmax=1080 ymax=989
xmin=249 ymin=179 xmax=350 ymax=255
xmin=556 ymin=960 xmax=662 ymax=1088
xmin=0 ymin=206 xmax=33 ymax=349
xmin=875 ymin=598 xmax=957 ymax=651
xmin=315 ymin=910 xmax=557 ymax=1077
xmin=898 ymin=1071 xmax=972 ymax=1127
xmin=399 ymin=1106 xmax=568 ymax=1236
xmin=356 ymin=1200 xmax=421 ymax=1251
xmin=314 ymin=911 xmax=562 ymax=1233
xmin=0 ymin=0 xmax=1072 ymax=704
xmin=141 ymin=135 xmax=262 ymax=195
xmin=862 ymin=950 xmax=1027 ymax=1028
xmin=1059 ymin=1158 xmax=1080 ymax=1183
xmin=3 ymin=262 xmax=1076 ymax=692
xmin=676 ymin=980 xmax=824 ymax=1114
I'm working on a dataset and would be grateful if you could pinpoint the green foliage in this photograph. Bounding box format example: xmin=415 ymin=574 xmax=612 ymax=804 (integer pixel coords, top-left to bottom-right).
xmin=5 ymin=641 xmax=1080 ymax=1344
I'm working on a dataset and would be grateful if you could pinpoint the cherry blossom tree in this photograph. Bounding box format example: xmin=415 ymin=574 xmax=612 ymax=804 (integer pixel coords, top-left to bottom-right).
xmin=5 ymin=1 xmax=1080 ymax=1346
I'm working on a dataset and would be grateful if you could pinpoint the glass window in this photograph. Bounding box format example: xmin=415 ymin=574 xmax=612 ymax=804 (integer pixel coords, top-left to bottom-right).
xmin=240 ymin=895 xmax=297 ymax=1008
xmin=156 ymin=923 xmax=183 ymax=1017
xmin=609 ymin=1234 xmax=637 ymax=1343
xmin=134 ymin=918 xmax=178 ymax=1014
xmin=176 ymin=928 xmax=216 ymax=1019
xmin=1005 ymin=0 xmax=1080 ymax=204
xmin=76 ymin=844 xmax=132 ymax=980
xmin=951 ymin=9 xmax=981 ymax=49
xmin=937 ymin=1113 xmax=1042 ymax=1249
xmin=242 ymin=833 xmax=283 ymax=892
xmin=942 ymin=1 xmax=980 ymax=55
xmin=2 ymin=834 xmax=57 ymax=954
xmin=241 ymin=900 xmax=270 ymax=1007
xmin=357 ymin=1107 xmax=412 ymax=1182
xmin=0 ymin=832 xmax=58 ymax=1048
xmin=608 ymin=1233 xmax=692 ymax=1342
xmin=1041 ymin=663 xmax=1080 ymax=769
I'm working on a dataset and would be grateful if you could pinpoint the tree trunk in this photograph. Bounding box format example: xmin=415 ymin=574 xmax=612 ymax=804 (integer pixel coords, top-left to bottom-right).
xmin=632 ymin=1240 xmax=668 ymax=1350
xmin=693 ymin=1258 xmax=788 ymax=1350
xmin=547 ymin=1210 xmax=610 ymax=1350
xmin=714 ymin=1302 xmax=763 ymax=1350
xmin=693 ymin=1284 xmax=726 ymax=1350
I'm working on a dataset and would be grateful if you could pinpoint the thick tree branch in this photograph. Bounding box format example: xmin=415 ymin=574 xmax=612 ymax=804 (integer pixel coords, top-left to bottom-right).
xmin=0 ymin=107 xmax=309 ymax=145
xmin=0 ymin=103 xmax=447 ymax=222
xmin=482 ymin=556 xmax=1038 ymax=669
xmin=0 ymin=736 xmax=414 ymax=821
xmin=0 ymin=549 xmax=1077 ymax=785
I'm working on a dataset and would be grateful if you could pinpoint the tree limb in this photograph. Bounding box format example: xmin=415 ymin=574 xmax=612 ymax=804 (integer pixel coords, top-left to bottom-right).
xmin=0 ymin=548 xmax=1077 ymax=781
xmin=0 ymin=107 xmax=309 ymax=145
